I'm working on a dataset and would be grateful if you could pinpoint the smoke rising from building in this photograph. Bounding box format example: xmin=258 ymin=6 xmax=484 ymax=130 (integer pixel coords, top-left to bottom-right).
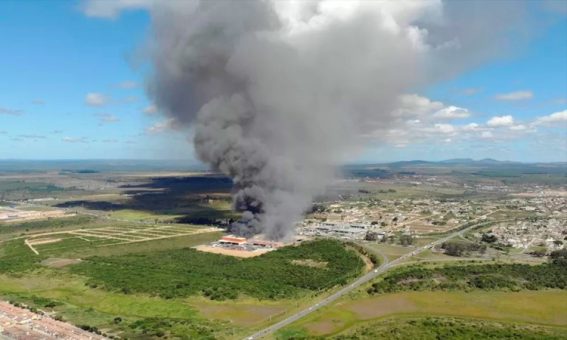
xmin=145 ymin=0 xmax=523 ymax=240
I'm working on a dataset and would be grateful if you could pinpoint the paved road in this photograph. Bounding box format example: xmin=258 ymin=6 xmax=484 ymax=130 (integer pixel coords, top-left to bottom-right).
xmin=244 ymin=220 xmax=492 ymax=340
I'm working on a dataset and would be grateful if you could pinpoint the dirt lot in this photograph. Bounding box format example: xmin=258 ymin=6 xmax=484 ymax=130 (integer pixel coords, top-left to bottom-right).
xmin=41 ymin=258 xmax=82 ymax=268
xmin=194 ymin=245 xmax=271 ymax=258
xmin=0 ymin=208 xmax=72 ymax=223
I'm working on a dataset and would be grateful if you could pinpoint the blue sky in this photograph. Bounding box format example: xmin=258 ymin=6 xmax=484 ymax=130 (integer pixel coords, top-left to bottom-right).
xmin=0 ymin=1 xmax=565 ymax=162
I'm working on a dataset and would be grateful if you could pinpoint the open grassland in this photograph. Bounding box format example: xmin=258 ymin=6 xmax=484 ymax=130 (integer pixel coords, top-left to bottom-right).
xmin=278 ymin=290 xmax=567 ymax=338
xmin=327 ymin=317 xmax=567 ymax=340
xmin=71 ymin=239 xmax=365 ymax=300
xmin=0 ymin=215 xmax=96 ymax=240
xmin=0 ymin=273 xmax=236 ymax=338
xmin=0 ymin=239 xmax=367 ymax=339
xmin=0 ymin=228 xmax=223 ymax=273
xmin=362 ymin=243 xmax=413 ymax=261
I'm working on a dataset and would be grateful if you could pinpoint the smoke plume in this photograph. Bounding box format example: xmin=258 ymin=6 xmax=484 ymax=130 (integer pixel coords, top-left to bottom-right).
xmin=144 ymin=0 xmax=523 ymax=240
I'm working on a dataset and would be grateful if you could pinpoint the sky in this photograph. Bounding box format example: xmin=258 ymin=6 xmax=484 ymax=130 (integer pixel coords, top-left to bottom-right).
xmin=0 ymin=0 xmax=566 ymax=163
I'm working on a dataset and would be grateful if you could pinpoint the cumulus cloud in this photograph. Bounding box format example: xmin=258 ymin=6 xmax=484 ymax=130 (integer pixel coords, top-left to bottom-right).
xmin=117 ymin=80 xmax=139 ymax=89
xmin=18 ymin=134 xmax=46 ymax=140
xmin=96 ymin=113 xmax=120 ymax=124
xmin=462 ymin=122 xmax=480 ymax=131
xmin=392 ymin=94 xmax=444 ymax=119
xmin=146 ymin=119 xmax=175 ymax=134
xmin=433 ymin=106 xmax=470 ymax=120
xmin=434 ymin=123 xmax=456 ymax=135
xmin=494 ymin=90 xmax=533 ymax=101
xmin=509 ymin=124 xmax=528 ymax=131
xmin=0 ymin=106 xmax=23 ymax=115
xmin=143 ymin=105 xmax=158 ymax=115
xmin=80 ymin=0 xmax=154 ymax=18
xmin=533 ymin=109 xmax=567 ymax=125
xmin=487 ymin=115 xmax=515 ymax=127
xmin=85 ymin=92 xmax=109 ymax=107
xmin=62 ymin=136 xmax=89 ymax=143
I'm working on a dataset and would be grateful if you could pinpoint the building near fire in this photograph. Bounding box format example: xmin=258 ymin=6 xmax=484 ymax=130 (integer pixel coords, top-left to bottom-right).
xmin=218 ymin=236 xmax=247 ymax=246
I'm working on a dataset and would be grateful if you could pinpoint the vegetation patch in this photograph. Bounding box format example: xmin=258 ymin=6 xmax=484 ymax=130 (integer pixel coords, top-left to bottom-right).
xmin=280 ymin=290 xmax=567 ymax=337
xmin=71 ymin=239 xmax=364 ymax=300
xmin=332 ymin=317 xmax=567 ymax=340
xmin=367 ymin=261 xmax=566 ymax=295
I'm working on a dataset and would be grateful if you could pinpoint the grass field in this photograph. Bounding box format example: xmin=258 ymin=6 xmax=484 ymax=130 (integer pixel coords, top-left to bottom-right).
xmin=278 ymin=290 xmax=567 ymax=338
xmin=0 ymin=238 xmax=367 ymax=339
xmin=325 ymin=317 xmax=567 ymax=339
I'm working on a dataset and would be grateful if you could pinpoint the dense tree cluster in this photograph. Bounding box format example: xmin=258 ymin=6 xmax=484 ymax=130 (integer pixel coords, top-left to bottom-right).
xmin=367 ymin=262 xmax=567 ymax=295
xmin=72 ymin=239 xmax=364 ymax=300
xmin=441 ymin=240 xmax=486 ymax=257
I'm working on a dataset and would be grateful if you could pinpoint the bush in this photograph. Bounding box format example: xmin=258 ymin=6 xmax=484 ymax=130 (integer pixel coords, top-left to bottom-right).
xmin=368 ymin=262 xmax=567 ymax=295
xmin=72 ymin=239 xmax=364 ymax=300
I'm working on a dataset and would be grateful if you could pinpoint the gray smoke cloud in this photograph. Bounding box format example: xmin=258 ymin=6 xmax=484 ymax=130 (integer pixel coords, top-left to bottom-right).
xmin=141 ymin=0 xmax=524 ymax=240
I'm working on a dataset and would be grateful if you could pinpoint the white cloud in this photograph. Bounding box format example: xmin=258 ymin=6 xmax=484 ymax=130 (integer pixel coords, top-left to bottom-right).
xmin=96 ymin=113 xmax=120 ymax=124
xmin=146 ymin=119 xmax=175 ymax=134
xmin=393 ymin=94 xmax=444 ymax=118
xmin=0 ymin=106 xmax=23 ymax=115
xmin=533 ymin=109 xmax=567 ymax=125
xmin=462 ymin=123 xmax=480 ymax=131
xmin=480 ymin=131 xmax=494 ymax=139
xmin=509 ymin=124 xmax=527 ymax=131
xmin=117 ymin=80 xmax=138 ymax=89
xmin=433 ymin=106 xmax=470 ymax=120
xmin=494 ymin=90 xmax=533 ymax=101
xmin=63 ymin=137 xmax=88 ymax=143
xmin=81 ymin=0 xmax=154 ymax=19
xmin=18 ymin=134 xmax=46 ymax=140
xmin=487 ymin=115 xmax=514 ymax=127
xmin=85 ymin=93 xmax=108 ymax=107
xmin=434 ymin=123 xmax=456 ymax=134
xmin=143 ymin=105 xmax=158 ymax=115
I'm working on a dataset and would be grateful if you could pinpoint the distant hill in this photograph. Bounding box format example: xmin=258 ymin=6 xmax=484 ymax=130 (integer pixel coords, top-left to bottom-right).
xmin=342 ymin=159 xmax=567 ymax=180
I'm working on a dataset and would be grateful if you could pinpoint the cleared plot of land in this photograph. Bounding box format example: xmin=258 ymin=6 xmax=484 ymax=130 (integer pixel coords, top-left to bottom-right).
xmin=41 ymin=258 xmax=82 ymax=268
xmin=195 ymin=244 xmax=272 ymax=258
xmin=0 ymin=207 xmax=73 ymax=223
xmin=283 ymin=290 xmax=567 ymax=337
xmin=23 ymin=224 xmax=221 ymax=255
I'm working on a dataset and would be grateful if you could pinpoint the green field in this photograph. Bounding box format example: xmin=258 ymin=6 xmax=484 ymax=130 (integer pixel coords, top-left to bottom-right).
xmin=278 ymin=290 xmax=567 ymax=338
xmin=367 ymin=262 xmax=566 ymax=294
xmin=0 ymin=238 xmax=367 ymax=339
xmin=331 ymin=317 xmax=567 ymax=339
xmin=72 ymin=239 xmax=364 ymax=300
